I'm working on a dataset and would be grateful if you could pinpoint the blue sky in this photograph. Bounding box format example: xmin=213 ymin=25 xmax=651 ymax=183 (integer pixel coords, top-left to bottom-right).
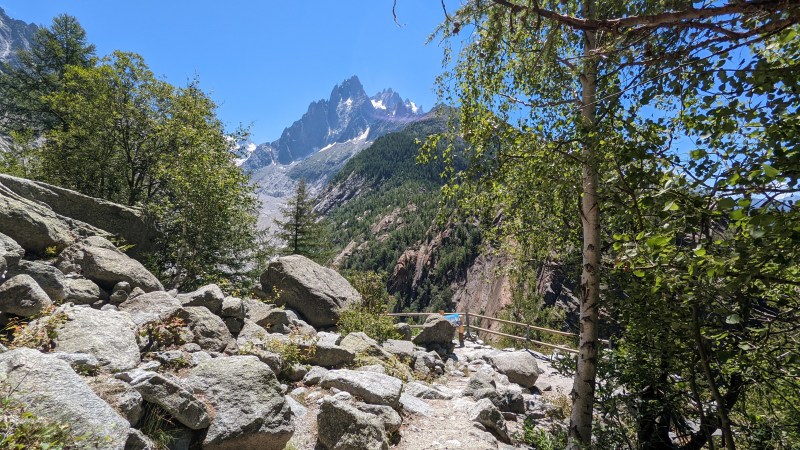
xmin=1 ymin=1 xmax=454 ymax=144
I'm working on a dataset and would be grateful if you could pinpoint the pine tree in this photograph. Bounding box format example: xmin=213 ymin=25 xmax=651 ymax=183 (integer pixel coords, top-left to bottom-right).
xmin=274 ymin=179 xmax=329 ymax=262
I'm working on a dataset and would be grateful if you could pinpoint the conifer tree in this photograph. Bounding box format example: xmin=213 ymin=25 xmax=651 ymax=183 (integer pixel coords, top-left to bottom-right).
xmin=274 ymin=179 xmax=329 ymax=262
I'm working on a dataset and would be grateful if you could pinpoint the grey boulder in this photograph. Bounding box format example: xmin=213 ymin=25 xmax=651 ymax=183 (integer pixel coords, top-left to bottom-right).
xmin=174 ymin=306 xmax=233 ymax=352
xmin=186 ymin=356 xmax=294 ymax=450
xmin=7 ymin=260 xmax=68 ymax=302
xmin=57 ymin=236 xmax=162 ymax=292
xmin=90 ymin=378 xmax=144 ymax=426
xmin=488 ymin=350 xmax=540 ymax=388
xmin=317 ymin=396 xmax=389 ymax=450
xmin=176 ymin=283 xmax=224 ymax=314
xmin=0 ymin=348 xmax=129 ymax=448
xmin=129 ymin=371 xmax=211 ymax=429
xmin=118 ymin=291 xmax=182 ymax=327
xmin=65 ymin=277 xmax=105 ymax=305
xmin=0 ymin=232 xmax=24 ymax=269
xmin=0 ymin=186 xmax=76 ymax=254
xmin=320 ymin=369 xmax=403 ymax=409
xmin=51 ymin=306 xmax=140 ymax=372
xmin=470 ymin=398 xmax=510 ymax=443
xmin=260 ymin=254 xmax=361 ymax=327
xmin=412 ymin=315 xmax=455 ymax=356
xmin=0 ymin=274 xmax=52 ymax=317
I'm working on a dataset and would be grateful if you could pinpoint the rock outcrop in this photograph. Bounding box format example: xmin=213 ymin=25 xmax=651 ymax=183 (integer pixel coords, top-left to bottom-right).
xmin=317 ymin=396 xmax=389 ymax=450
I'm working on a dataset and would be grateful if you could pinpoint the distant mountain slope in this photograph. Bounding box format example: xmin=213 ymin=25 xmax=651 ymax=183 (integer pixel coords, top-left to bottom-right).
xmin=318 ymin=111 xmax=486 ymax=313
xmin=0 ymin=7 xmax=38 ymax=68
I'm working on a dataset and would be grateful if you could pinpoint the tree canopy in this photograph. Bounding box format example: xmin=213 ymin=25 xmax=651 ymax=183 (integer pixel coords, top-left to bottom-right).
xmin=428 ymin=0 xmax=800 ymax=448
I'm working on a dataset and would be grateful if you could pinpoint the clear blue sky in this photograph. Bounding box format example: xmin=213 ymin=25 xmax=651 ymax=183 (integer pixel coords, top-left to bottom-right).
xmin=1 ymin=1 xmax=454 ymax=144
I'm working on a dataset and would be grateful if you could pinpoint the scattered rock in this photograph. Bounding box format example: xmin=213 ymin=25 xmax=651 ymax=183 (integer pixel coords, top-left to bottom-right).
xmin=186 ymin=355 xmax=294 ymax=450
xmin=355 ymin=403 xmax=402 ymax=433
xmin=90 ymin=378 xmax=144 ymax=426
xmin=320 ymin=369 xmax=403 ymax=409
xmin=382 ymin=339 xmax=415 ymax=359
xmin=470 ymin=398 xmax=510 ymax=443
xmin=307 ymin=340 xmax=356 ymax=368
xmin=118 ymin=291 xmax=182 ymax=326
xmin=7 ymin=260 xmax=67 ymax=302
xmin=65 ymin=277 xmax=104 ymax=304
xmin=220 ymin=296 xmax=246 ymax=319
xmin=303 ymin=366 xmax=329 ymax=385
xmin=260 ymin=254 xmax=361 ymax=327
xmin=0 ymin=186 xmax=76 ymax=254
xmin=125 ymin=428 xmax=155 ymax=450
xmin=340 ymin=332 xmax=393 ymax=359
xmin=399 ymin=393 xmax=433 ymax=416
xmin=394 ymin=322 xmax=412 ymax=340
xmin=0 ymin=348 xmax=129 ymax=449
xmin=0 ymin=274 xmax=52 ymax=317
xmin=129 ymin=371 xmax=211 ymax=430
xmin=52 ymin=351 xmax=101 ymax=373
xmin=317 ymin=396 xmax=389 ymax=450
xmin=404 ymin=381 xmax=454 ymax=400
xmin=0 ymin=232 xmax=24 ymax=269
xmin=174 ymin=306 xmax=233 ymax=352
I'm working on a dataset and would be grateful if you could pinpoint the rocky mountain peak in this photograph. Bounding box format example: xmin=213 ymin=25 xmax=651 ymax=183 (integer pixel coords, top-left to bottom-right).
xmin=242 ymin=75 xmax=426 ymax=170
xmin=0 ymin=7 xmax=38 ymax=67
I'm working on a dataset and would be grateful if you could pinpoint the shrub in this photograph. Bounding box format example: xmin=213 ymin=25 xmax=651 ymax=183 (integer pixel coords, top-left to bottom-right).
xmin=3 ymin=307 xmax=68 ymax=352
xmin=338 ymin=272 xmax=401 ymax=343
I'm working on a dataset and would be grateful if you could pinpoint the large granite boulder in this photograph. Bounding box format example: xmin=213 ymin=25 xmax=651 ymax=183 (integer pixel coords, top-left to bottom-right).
xmin=0 ymin=173 xmax=158 ymax=258
xmin=51 ymin=306 xmax=140 ymax=372
xmin=7 ymin=260 xmax=68 ymax=302
xmin=260 ymin=255 xmax=361 ymax=327
xmin=412 ymin=315 xmax=455 ymax=356
xmin=89 ymin=378 xmax=143 ymax=426
xmin=0 ymin=184 xmax=76 ymax=254
xmin=186 ymin=355 xmax=294 ymax=450
xmin=488 ymin=350 xmax=540 ymax=388
xmin=340 ymin=332 xmax=392 ymax=359
xmin=317 ymin=396 xmax=389 ymax=450
xmin=0 ymin=348 xmax=130 ymax=449
xmin=470 ymin=398 xmax=510 ymax=443
xmin=320 ymin=369 xmax=403 ymax=409
xmin=57 ymin=236 xmax=163 ymax=292
xmin=0 ymin=274 xmax=52 ymax=317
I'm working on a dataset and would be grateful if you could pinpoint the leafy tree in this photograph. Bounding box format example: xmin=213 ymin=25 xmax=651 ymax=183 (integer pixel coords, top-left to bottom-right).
xmin=427 ymin=0 xmax=800 ymax=448
xmin=275 ymin=178 xmax=329 ymax=262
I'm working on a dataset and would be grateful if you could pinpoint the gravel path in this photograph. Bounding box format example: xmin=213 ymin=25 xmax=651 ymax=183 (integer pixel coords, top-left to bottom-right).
xmin=285 ymin=340 xmax=573 ymax=450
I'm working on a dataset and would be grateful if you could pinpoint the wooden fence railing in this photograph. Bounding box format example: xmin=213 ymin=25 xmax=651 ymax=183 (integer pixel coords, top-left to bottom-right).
xmin=386 ymin=311 xmax=602 ymax=355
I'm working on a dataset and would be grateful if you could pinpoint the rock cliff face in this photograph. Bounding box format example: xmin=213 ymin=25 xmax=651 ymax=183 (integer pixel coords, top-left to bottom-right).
xmin=0 ymin=7 xmax=38 ymax=67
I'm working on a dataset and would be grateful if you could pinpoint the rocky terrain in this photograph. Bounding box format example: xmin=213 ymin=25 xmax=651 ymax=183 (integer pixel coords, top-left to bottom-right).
xmin=0 ymin=175 xmax=571 ymax=449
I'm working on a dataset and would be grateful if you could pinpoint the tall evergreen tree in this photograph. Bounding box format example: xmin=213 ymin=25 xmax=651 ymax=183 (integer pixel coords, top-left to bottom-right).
xmin=0 ymin=14 xmax=95 ymax=134
xmin=275 ymin=179 xmax=329 ymax=262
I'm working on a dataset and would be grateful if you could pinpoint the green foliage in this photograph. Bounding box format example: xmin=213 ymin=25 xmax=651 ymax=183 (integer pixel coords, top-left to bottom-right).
xmin=263 ymin=332 xmax=317 ymax=370
xmin=0 ymin=395 xmax=80 ymax=449
xmin=0 ymin=15 xmax=267 ymax=292
xmin=138 ymin=403 xmax=175 ymax=450
xmin=3 ymin=307 xmax=67 ymax=352
xmin=513 ymin=417 xmax=567 ymax=450
xmin=274 ymin=178 xmax=330 ymax=263
xmin=337 ymin=272 xmax=400 ymax=343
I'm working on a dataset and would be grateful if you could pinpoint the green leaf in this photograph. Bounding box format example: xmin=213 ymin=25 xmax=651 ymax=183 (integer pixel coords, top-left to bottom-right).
xmin=694 ymin=247 xmax=707 ymax=257
xmin=663 ymin=200 xmax=679 ymax=211
xmin=726 ymin=314 xmax=742 ymax=324
xmin=633 ymin=269 xmax=645 ymax=278
xmin=647 ymin=235 xmax=671 ymax=248
xmin=762 ymin=163 xmax=779 ymax=178
xmin=717 ymin=197 xmax=735 ymax=210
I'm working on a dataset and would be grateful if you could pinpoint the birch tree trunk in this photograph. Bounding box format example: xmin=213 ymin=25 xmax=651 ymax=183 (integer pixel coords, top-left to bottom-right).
xmin=568 ymin=0 xmax=601 ymax=447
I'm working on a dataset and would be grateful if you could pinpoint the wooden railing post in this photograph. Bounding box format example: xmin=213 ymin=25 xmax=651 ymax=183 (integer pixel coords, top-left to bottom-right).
xmin=465 ymin=312 xmax=470 ymax=340
xmin=526 ymin=324 xmax=530 ymax=350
